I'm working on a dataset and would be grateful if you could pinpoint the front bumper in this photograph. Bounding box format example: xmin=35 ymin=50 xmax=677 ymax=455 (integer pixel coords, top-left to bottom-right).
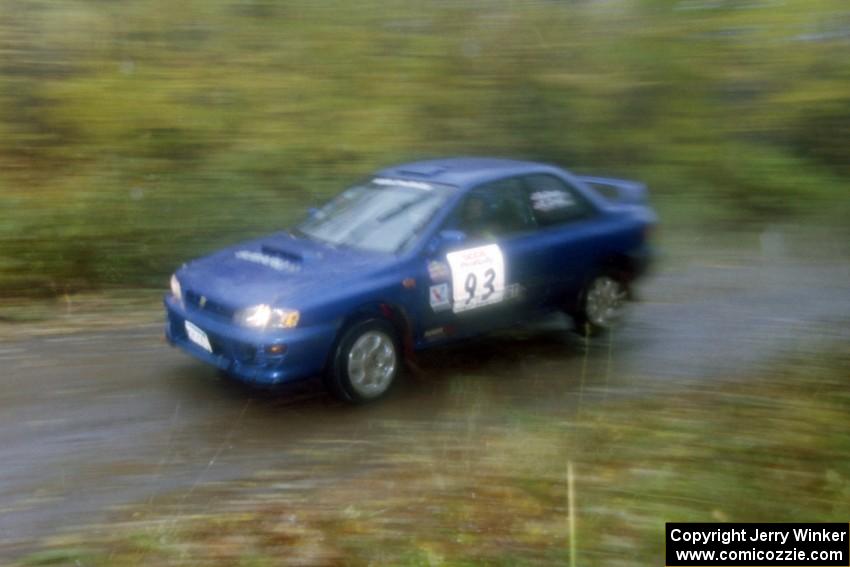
xmin=164 ymin=295 xmax=338 ymax=385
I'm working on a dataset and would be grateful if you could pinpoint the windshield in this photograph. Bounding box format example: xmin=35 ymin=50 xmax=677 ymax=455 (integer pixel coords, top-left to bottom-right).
xmin=296 ymin=179 xmax=455 ymax=253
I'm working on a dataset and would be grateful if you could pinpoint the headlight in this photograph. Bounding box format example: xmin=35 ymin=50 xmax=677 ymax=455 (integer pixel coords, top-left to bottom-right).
xmin=170 ymin=274 xmax=182 ymax=301
xmin=235 ymin=304 xmax=299 ymax=329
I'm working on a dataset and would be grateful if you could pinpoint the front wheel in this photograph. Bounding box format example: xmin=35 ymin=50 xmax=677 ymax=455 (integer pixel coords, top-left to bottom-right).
xmin=326 ymin=319 xmax=400 ymax=403
xmin=572 ymin=274 xmax=628 ymax=336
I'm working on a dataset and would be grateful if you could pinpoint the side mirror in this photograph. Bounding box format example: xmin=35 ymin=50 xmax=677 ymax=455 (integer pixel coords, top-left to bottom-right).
xmin=428 ymin=229 xmax=467 ymax=255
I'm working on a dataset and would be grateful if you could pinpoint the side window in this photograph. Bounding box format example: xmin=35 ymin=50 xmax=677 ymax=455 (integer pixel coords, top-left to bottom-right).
xmin=452 ymin=177 xmax=536 ymax=241
xmin=523 ymin=174 xmax=594 ymax=226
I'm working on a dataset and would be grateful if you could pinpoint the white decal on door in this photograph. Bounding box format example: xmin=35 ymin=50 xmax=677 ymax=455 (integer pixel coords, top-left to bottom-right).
xmin=445 ymin=244 xmax=506 ymax=313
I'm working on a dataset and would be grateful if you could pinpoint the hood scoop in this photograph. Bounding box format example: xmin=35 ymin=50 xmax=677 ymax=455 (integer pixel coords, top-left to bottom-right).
xmin=260 ymin=244 xmax=303 ymax=264
xmin=233 ymin=246 xmax=303 ymax=273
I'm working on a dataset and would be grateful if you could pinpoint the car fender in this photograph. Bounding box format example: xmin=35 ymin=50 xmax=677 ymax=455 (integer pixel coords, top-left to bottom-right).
xmin=325 ymin=301 xmax=415 ymax=371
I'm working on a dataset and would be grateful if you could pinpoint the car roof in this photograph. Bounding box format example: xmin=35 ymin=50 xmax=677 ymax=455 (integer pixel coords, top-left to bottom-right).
xmin=374 ymin=157 xmax=558 ymax=191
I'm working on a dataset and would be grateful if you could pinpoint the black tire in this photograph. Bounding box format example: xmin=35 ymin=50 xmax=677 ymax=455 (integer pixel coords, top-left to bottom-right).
xmin=325 ymin=319 xmax=401 ymax=404
xmin=571 ymin=273 xmax=628 ymax=337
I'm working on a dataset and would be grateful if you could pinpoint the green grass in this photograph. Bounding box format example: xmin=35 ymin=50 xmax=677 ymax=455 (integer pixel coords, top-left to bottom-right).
xmin=1 ymin=0 xmax=848 ymax=296
xmin=15 ymin=343 xmax=850 ymax=566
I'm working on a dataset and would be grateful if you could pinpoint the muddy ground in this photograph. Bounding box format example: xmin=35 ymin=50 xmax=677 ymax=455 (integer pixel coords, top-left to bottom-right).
xmin=1 ymin=227 xmax=848 ymax=560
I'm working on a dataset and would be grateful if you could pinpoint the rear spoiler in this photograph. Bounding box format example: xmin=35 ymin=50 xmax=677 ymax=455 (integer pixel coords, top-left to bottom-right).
xmin=578 ymin=176 xmax=648 ymax=205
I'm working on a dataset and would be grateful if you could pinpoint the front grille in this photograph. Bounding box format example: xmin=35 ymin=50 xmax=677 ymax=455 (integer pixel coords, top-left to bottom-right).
xmin=184 ymin=289 xmax=234 ymax=320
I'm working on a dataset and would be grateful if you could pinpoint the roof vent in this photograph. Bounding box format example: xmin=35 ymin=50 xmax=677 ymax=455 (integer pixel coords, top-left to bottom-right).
xmin=396 ymin=165 xmax=447 ymax=177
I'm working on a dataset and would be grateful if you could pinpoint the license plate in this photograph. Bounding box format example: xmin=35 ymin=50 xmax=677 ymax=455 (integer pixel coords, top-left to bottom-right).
xmin=184 ymin=320 xmax=212 ymax=353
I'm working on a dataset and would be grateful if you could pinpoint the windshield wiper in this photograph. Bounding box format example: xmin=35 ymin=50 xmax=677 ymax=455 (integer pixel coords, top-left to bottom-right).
xmin=375 ymin=194 xmax=433 ymax=223
xmin=342 ymin=195 xmax=434 ymax=248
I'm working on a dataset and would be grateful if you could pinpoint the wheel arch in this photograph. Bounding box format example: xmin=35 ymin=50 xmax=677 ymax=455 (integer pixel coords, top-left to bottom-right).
xmin=601 ymin=252 xmax=639 ymax=282
xmin=324 ymin=300 xmax=414 ymax=372
xmin=322 ymin=302 xmax=412 ymax=403
xmin=565 ymin=253 xmax=635 ymax=315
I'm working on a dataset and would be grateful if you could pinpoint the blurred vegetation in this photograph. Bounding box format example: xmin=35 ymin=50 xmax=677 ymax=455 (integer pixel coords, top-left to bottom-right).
xmin=1 ymin=0 xmax=848 ymax=296
xmin=15 ymin=343 xmax=850 ymax=565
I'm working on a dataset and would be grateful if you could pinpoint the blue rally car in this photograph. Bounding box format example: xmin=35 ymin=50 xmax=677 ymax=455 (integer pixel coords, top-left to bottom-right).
xmin=165 ymin=158 xmax=655 ymax=402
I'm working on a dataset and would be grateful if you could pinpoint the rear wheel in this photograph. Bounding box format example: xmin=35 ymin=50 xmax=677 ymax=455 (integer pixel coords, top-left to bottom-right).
xmin=573 ymin=274 xmax=628 ymax=336
xmin=326 ymin=319 xmax=400 ymax=403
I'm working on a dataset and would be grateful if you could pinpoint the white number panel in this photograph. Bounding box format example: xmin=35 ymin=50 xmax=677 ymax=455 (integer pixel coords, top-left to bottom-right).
xmin=445 ymin=244 xmax=506 ymax=314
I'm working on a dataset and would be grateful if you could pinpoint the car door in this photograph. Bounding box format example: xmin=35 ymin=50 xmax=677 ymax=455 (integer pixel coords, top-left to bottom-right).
xmin=417 ymin=177 xmax=547 ymax=342
xmin=519 ymin=173 xmax=605 ymax=306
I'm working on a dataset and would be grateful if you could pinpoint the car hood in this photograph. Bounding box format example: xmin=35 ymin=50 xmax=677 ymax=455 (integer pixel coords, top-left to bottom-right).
xmin=176 ymin=232 xmax=391 ymax=311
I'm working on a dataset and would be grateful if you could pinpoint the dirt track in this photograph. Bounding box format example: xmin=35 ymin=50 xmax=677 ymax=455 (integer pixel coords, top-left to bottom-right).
xmin=1 ymin=228 xmax=848 ymax=558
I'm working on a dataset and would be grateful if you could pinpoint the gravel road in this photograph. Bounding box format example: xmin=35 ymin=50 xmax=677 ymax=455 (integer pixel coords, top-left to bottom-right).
xmin=1 ymin=228 xmax=848 ymax=558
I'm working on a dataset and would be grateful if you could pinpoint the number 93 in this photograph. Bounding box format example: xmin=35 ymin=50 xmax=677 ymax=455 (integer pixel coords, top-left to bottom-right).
xmin=464 ymin=268 xmax=496 ymax=304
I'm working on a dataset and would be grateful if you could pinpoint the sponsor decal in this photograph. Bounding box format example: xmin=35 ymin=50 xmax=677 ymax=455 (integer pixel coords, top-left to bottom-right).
xmin=505 ymin=283 xmax=524 ymax=301
xmin=235 ymin=250 xmax=300 ymax=273
xmin=427 ymin=260 xmax=451 ymax=282
xmin=531 ymin=189 xmax=574 ymax=212
xmin=429 ymin=283 xmax=451 ymax=312
xmin=424 ymin=327 xmax=446 ymax=339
